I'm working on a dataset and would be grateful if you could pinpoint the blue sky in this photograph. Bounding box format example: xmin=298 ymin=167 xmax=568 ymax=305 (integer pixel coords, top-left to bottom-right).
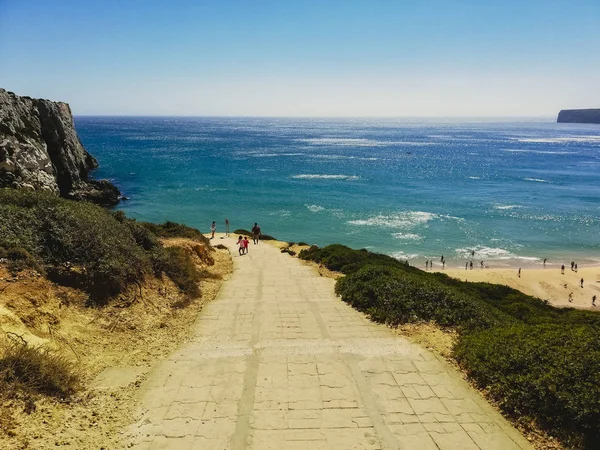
xmin=1 ymin=0 xmax=599 ymax=116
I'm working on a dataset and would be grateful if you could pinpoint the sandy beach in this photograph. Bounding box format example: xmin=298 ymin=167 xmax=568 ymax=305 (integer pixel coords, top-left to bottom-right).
xmin=437 ymin=264 xmax=600 ymax=309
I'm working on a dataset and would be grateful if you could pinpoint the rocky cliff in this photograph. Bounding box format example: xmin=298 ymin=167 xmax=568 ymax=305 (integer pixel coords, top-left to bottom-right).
xmin=557 ymin=109 xmax=600 ymax=124
xmin=0 ymin=88 xmax=120 ymax=205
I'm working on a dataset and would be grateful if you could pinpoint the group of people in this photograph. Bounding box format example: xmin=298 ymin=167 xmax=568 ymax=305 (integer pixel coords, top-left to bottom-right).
xmin=209 ymin=219 xmax=262 ymax=256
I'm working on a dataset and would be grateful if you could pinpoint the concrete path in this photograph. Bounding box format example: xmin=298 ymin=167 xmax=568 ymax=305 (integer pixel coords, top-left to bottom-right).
xmin=129 ymin=237 xmax=531 ymax=450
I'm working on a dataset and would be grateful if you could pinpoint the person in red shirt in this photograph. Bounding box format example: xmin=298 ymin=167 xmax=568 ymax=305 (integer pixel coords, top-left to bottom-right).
xmin=243 ymin=236 xmax=250 ymax=254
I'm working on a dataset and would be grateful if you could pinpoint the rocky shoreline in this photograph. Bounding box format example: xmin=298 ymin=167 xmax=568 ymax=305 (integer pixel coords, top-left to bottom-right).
xmin=0 ymin=88 xmax=120 ymax=205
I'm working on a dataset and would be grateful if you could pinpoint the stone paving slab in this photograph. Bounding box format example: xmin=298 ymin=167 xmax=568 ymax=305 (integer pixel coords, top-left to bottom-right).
xmin=128 ymin=237 xmax=532 ymax=450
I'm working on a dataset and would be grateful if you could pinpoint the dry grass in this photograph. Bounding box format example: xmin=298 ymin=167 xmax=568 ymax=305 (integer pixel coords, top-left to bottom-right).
xmin=0 ymin=338 xmax=80 ymax=404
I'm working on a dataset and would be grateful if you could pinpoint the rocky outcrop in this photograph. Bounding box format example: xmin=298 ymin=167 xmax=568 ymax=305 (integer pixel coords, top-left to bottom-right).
xmin=0 ymin=88 xmax=120 ymax=205
xmin=557 ymin=109 xmax=600 ymax=124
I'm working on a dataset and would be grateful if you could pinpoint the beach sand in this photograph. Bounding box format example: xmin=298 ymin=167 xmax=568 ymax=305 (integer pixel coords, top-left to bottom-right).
xmin=439 ymin=264 xmax=600 ymax=309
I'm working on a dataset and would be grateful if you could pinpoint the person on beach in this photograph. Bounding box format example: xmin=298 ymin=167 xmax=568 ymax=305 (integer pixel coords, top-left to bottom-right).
xmin=426 ymin=261 xmax=429 ymax=270
xmin=237 ymin=236 xmax=244 ymax=255
xmin=561 ymin=264 xmax=565 ymax=274
xmin=574 ymin=263 xmax=578 ymax=272
xmin=580 ymin=278 xmax=584 ymax=288
xmin=568 ymin=292 xmax=573 ymax=303
xmin=251 ymin=223 xmax=261 ymax=244
xmin=243 ymin=236 xmax=250 ymax=254
xmin=469 ymin=261 xmax=473 ymax=270
xmin=593 ymin=295 xmax=597 ymax=306
xmin=518 ymin=268 xmax=521 ymax=278
xmin=210 ymin=221 xmax=216 ymax=239
xmin=465 ymin=262 xmax=468 ymax=270
xmin=543 ymin=258 xmax=547 ymax=267
xmin=225 ymin=218 xmax=230 ymax=237
xmin=471 ymin=250 xmax=475 ymax=257
xmin=442 ymin=260 xmax=445 ymax=269
xmin=480 ymin=260 xmax=484 ymax=269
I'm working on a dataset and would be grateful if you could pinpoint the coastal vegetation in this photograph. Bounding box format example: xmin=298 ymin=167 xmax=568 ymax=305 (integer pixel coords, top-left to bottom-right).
xmin=0 ymin=189 xmax=207 ymax=303
xmin=300 ymin=244 xmax=600 ymax=448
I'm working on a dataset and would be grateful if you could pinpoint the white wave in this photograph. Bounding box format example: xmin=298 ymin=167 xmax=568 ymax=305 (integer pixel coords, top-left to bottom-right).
xmin=494 ymin=204 xmax=521 ymax=210
xmin=250 ymin=152 xmax=305 ymax=157
xmin=390 ymin=251 xmax=421 ymax=260
xmin=310 ymin=154 xmax=378 ymax=161
xmin=523 ymin=177 xmax=550 ymax=183
xmin=514 ymin=136 xmax=600 ymax=144
xmin=305 ymin=204 xmax=325 ymax=213
xmin=348 ymin=211 xmax=437 ymax=228
xmin=299 ymin=138 xmax=435 ymax=147
xmin=468 ymin=176 xmax=481 ymax=179
xmin=269 ymin=209 xmax=291 ymax=217
xmin=503 ymin=149 xmax=573 ymax=155
xmin=456 ymin=246 xmax=513 ymax=259
xmin=392 ymin=233 xmax=422 ymax=241
xmin=291 ymin=174 xmax=360 ymax=181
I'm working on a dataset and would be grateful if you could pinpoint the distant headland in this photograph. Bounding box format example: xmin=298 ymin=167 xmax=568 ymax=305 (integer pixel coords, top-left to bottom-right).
xmin=557 ymin=108 xmax=600 ymax=124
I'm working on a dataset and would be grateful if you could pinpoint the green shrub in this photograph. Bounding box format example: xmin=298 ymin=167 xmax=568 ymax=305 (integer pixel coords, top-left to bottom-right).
xmin=0 ymin=246 xmax=43 ymax=274
xmin=298 ymin=241 xmax=309 ymax=246
xmin=299 ymin=244 xmax=420 ymax=275
xmin=0 ymin=340 xmax=80 ymax=401
xmin=0 ymin=189 xmax=204 ymax=303
xmin=335 ymin=265 xmax=508 ymax=330
xmin=152 ymin=247 xmax=201 ymax=298
xmin=142 ymin=221 xmax=210 ymax=244
xmin=455 ymin=325 xmax=600 ymax=447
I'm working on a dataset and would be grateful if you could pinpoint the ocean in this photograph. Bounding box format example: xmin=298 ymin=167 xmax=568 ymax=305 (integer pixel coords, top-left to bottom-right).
xmin=75 ymin=117 xmax=600 ymax=268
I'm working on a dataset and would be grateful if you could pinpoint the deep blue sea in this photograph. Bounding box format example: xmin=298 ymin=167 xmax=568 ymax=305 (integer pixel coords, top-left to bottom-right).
xmin=75 ymin=117 xmax=600 ymax=268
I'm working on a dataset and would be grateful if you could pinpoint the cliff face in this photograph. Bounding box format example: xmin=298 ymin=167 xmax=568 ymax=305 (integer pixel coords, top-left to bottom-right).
xmin=557 ymin=109 xmax=600 ymax=124
xmin=0 ymin=88 xmax=120 ymax=205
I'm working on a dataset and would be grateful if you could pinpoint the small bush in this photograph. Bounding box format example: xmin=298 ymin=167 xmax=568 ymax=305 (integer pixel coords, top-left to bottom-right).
xmin=336 ymin=265 xmax=508 ymax=330
xmin=0 ymin=340 xmax=80 ymax=401
xmin=142 ymin=221 xmax=210 ymax=244
xmin=455 ymin=325 xmax=600 ymax=447
xmin=152 ymin=247 xmax=201 ymax=298
xmin=298 ymin=241 xmax=309 ymax=246
xmin=0 ymin=246 xmax=43 ymax=274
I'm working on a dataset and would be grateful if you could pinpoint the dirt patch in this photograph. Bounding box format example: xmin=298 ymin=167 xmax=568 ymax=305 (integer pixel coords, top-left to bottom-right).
xmin=0 ymin=239 xmax=232 ymax=449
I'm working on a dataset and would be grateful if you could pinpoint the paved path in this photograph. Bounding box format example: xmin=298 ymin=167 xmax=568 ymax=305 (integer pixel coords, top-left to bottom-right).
xmin=129 ymin=238 xmax=531 ymax=450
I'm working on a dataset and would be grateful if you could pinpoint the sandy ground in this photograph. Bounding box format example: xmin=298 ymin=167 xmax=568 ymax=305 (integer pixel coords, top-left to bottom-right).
xmin=0 ymin=238 xmax=232 ymax=450
xmin=439 ymin=265 xmax=600 ymax=310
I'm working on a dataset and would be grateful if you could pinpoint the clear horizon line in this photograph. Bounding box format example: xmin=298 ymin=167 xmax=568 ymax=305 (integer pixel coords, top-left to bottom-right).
xmin=74 ymin=114 xmax=559 ymax=119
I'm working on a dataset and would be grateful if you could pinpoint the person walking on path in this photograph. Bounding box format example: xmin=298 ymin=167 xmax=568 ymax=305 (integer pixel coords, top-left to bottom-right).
xmin=210 ymin=221 xmax=216 ymax=239
xmin=580 ymin=278 xmax=584 ymax=288
xmin=571 ymin=261 xmax=575 ymax=271
xmin=225 ymin=218 xmax=230 ymax=237
xmin=251 ymin=223 xmax=261 ymax=244
xmin=593 ymin=295 xmax=597 ymax=306
xmin=561 ymin=264 xmax=565 ymax=274
xmin=243 ymin=236 xmax=250 ymax=254
xmin=237 ymin=236 xmax=244 ymax=255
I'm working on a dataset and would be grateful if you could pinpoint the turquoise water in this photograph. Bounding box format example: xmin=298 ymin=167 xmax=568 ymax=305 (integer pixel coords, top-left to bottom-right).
xmin=76 ymin=117 xmax=600 ymax=267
